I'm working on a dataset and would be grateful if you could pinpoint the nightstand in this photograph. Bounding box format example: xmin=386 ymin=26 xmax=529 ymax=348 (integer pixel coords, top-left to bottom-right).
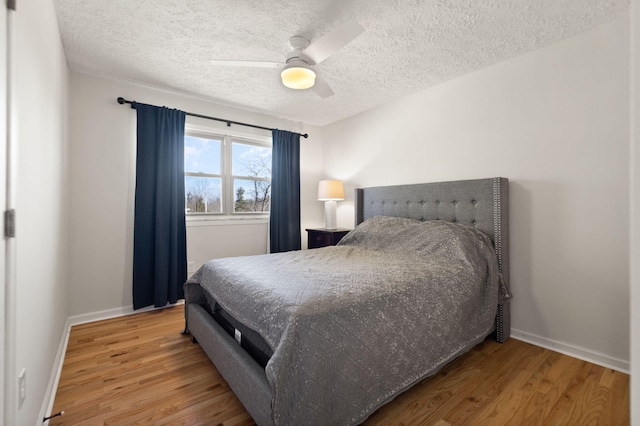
xmin=306 ymin=228 xmax=351 ymax=249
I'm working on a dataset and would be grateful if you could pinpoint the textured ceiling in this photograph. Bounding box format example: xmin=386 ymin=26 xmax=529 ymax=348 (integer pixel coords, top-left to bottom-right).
xmin=53 ymin=0 xmax=628 ymax=126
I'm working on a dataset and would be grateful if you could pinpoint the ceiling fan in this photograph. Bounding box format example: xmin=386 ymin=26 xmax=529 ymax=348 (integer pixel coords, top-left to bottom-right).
xmin=210 ymin=19 xmax=365 ymax=98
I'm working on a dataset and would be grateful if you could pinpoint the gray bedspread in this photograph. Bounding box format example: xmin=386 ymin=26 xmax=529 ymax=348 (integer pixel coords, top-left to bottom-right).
xmin=186 ymin=216 xmax=505 ymax=425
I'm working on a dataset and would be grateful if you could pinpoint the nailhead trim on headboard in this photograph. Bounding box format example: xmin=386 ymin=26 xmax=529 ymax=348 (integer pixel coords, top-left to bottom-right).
xmin=492 ymin=177 xmax=509 ymax=343
xmin=493 ymin=177 xmax=503 ymax=273
xmin=496 ymin=304 xmax=505 ymax=342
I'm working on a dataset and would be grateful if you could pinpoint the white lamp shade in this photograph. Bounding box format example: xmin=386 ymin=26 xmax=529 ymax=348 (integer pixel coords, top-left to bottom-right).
xmin=281 ymin=66 xmax=316 ymax=89
xmin=318 ymin=180 xmax=344 ymax=201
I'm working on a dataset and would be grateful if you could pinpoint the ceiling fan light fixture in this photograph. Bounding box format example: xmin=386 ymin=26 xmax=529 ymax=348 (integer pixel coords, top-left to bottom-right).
xmin=281 ymin=65 xmax=316 ymax=90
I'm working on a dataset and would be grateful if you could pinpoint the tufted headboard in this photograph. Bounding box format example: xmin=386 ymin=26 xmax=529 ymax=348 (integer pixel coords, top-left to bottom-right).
xmin=354 ymin=177 xmax=510 ymax=342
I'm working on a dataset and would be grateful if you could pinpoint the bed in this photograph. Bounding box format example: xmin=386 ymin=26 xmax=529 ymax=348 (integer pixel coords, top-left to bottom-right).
xmin=183 ymin=177 xmax=510 ymax=425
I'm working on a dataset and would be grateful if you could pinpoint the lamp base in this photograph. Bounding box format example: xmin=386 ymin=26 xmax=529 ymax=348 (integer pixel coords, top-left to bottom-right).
xmin=324 ymin=201 xmax=337 ymax=229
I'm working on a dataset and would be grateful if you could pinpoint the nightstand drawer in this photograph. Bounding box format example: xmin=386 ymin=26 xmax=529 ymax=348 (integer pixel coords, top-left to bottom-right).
xmin=306 ymin=229 xmax=351 ymax=249
xmin=310 ymin=232 xmax=332 ymax=248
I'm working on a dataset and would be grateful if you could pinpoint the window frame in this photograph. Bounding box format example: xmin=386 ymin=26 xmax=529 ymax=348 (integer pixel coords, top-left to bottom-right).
xmin=184 ymin=125 xmax=272 ymax=219
xmin=227 ymin=137 xmax=272 ymax=215
xmin=184 ymin=130 xmax=224 ymax=215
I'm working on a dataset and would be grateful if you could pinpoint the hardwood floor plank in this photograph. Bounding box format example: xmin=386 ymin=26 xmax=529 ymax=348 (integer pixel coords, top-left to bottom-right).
xmin=490 ymin=352 xmax=591 ymax=425
xmin=438 ymin=342 xmax=540 ymax=424
xmin=467 ymin=349 xmax=556 ymax=425
xmin=50 ymin=305 xmax=629 ymax=425
xmin=365 ymin=349 xmax=485 ymax=424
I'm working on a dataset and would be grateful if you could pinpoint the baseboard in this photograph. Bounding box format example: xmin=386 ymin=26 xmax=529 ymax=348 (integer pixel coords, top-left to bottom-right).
xmin=39 ymin=317 xmax=71 ymax=426
xmin=68 ymin=300 xmax=185 ymax=327
xmin=511 ymin=328 xmax=629 ymax=374
xmin=40 ymin=301 xmax=185 ymax=425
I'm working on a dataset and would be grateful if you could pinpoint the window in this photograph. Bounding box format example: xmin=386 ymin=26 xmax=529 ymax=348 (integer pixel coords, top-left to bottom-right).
xmin=232 ymin=141 xmax=271 ymax=213
xmin=184 ymin=130 xmax=271 ymax=216
xmin=184 ymin=135 xmax=223 ymax=213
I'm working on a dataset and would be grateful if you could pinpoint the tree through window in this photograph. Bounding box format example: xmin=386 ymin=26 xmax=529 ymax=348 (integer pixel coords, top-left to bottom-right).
xmin=232 ymin=141 xmax=271 ymax=212
xmin=184 ymin=132 xmax=271 ymax=215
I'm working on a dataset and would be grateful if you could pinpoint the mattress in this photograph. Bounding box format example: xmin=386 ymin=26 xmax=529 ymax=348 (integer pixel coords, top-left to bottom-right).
xmin=206 ymin=298 xmax=273 ymax=368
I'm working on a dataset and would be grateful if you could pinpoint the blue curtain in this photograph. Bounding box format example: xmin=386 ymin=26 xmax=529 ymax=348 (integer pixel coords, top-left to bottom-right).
xmin=270 ymin=129 xmax=301 ymax=252
xmin=132 ymin=102 xmax=187 ymax=309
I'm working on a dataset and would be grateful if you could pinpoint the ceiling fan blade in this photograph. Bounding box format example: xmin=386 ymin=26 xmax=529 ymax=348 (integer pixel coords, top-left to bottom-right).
xmin=311 ymin=75 xmax=334 ymax=98
xmin=303 ymin=19 xmax=365 ymax=65
xmin=209 ymin=60 xmax=284 ymax=68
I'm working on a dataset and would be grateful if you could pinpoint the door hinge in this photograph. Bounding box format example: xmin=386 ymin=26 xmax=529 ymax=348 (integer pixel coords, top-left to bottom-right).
xmin=7 ymin=0 xmax=16 ymax=11
xmin=4 ymin=209 xmax=15 ymax=238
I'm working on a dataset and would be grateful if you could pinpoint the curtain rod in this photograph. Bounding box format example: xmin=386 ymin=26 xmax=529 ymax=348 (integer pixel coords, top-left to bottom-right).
xmin=117 ymin=97 xmax=309 ymax=138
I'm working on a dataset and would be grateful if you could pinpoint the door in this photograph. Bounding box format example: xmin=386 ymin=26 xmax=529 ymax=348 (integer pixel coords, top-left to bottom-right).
xmin=0 ymin=0 xmax=8 ymax=424
xmin=0 ymin=2 xmax=8 ymax=422
xmin=2 ymin=0 xmax=16 ymax=423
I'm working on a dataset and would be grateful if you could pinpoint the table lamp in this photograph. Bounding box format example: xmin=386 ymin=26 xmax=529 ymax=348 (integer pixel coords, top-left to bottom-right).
xmin=317 ymin=180 xmax=344 ymax=229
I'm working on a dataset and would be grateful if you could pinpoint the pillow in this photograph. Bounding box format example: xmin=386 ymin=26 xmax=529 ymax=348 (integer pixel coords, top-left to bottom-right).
xmin=337 ymin=216 xmax=421 ymax=250
xmin=339 ymin=215 xmax=511 ymax=302
xmin=339 ymin=215 xmax=494 ymax=256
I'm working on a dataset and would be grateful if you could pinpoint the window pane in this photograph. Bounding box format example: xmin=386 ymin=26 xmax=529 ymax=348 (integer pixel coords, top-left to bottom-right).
xmin=232 ymin=142 xmax=271 ymax=178
xmin=185 ymin=136 xmax=221 ymax=174
xmin=234 ymin=179 xmax=270 ymax=212
xmin=185 ymin=176 xmax=222 ymax=213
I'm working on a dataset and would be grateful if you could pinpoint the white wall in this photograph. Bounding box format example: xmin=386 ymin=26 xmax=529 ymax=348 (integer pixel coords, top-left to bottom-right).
xmin=300 ymin=125 xmax=326 ymax=244
xmin=12 ymin=1 xmax=70 ymax=424
xmin=186 ymin=220 xmax=269 ymax=273
xmin=323 ymin=17 xmax=630 ymax=368
xmin=67 ymin=71 xmax=324 ymax=317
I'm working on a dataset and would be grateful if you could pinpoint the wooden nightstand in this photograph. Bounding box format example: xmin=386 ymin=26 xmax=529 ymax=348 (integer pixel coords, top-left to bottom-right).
xmin=306 ymin=228 xmax=351 ymax=249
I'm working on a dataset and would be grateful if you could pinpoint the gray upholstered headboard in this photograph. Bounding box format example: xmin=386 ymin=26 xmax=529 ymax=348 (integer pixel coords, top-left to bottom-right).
xmin=354 ymin=177 xmax=510 ymax=342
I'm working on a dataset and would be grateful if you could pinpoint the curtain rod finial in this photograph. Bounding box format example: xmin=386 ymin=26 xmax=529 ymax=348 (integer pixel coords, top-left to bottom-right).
xmin=117 ymin=97 xmax=126 ymax=104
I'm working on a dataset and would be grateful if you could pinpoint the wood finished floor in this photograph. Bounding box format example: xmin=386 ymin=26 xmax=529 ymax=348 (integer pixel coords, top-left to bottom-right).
xmin=50 ymin=305 xmax=629 ymax=425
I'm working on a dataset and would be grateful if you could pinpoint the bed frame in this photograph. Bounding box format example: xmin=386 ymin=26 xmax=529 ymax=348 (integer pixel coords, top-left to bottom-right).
xmin=184 ymin=177 xmax=510 ymax=426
